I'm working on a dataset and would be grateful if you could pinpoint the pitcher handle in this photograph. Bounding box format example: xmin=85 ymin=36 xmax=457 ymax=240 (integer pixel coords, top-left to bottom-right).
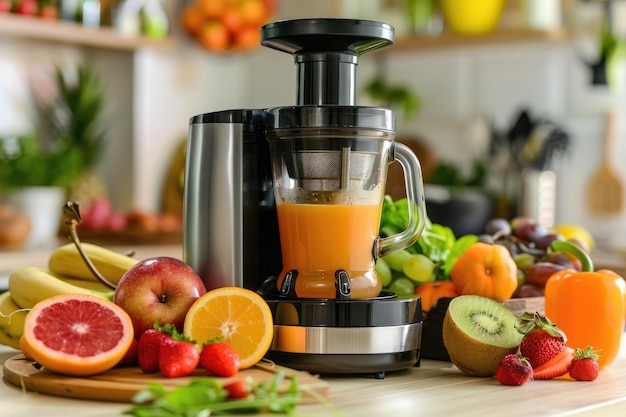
xmin=374 ymin=142 xmax=427 ymax=259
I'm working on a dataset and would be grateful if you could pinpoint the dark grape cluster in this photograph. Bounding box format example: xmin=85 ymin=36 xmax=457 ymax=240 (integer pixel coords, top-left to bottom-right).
xmin=479 ymin=217 xmax=590 ymax=298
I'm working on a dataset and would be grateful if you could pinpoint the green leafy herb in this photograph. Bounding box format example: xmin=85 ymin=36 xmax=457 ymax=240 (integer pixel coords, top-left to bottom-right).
xmin=123 ymin=372 xmax=336 ymax=417
xmin=379 ymin=196 xmax=477 ymax=280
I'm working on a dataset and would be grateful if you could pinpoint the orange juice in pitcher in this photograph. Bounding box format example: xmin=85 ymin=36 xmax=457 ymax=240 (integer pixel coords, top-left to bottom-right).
xmin=277 ymin=203 xmax=382 ymax=298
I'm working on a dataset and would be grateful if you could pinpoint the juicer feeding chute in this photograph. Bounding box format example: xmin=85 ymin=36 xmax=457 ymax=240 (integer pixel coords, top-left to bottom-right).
xmin=261 ymin=18 xmax=394 ymax=106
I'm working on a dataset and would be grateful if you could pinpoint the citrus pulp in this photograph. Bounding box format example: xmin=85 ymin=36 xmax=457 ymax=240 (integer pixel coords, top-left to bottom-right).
xmin=22 ymin=293 xmax=134 ymax=376
xmin=183 ymin=286 xmax=274 ymax=369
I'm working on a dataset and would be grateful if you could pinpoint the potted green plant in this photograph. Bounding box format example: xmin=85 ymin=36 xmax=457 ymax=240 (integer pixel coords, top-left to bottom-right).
xmin=0 ymin=64 xmax=104 ymax=247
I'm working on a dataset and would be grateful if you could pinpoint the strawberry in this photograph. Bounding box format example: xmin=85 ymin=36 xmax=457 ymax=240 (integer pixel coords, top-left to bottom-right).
xmin=517 ymin=312 xmax=567 ymax=369
xmin=199 ymin=341 xmax=241 ymax=377
xmin=223 ymin=379 xmax=249 ymax=399
xmin=158 ymin=337 xmax=200 ymax=378
xmin=138 ymin=328 xmax=170 ymax=373
xmin=569 ymin=346 xmax=600 ymax=381
xmin=532 ymin=347 xmax=574 ymax=380
xmin=495 ymin=353 xmax=533 ymax=386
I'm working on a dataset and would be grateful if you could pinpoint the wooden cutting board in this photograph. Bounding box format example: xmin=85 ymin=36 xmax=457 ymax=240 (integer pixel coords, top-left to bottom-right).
xmin=2 ymin=354 xmax=329 ymax=403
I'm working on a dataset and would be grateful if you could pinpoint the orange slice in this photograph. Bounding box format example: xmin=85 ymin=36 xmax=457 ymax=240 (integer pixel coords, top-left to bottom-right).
xmin=183 ymin=286 xmax=274 ymax=369
xmin=22 ymin=293 xmax=134 ymax=376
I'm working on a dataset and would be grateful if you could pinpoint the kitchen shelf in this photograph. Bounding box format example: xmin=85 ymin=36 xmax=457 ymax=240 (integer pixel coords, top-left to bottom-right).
xmin=0 ymin=13 xmax=175 ymax=51
xmin=391 ymin=27 xmax=570 ymax=52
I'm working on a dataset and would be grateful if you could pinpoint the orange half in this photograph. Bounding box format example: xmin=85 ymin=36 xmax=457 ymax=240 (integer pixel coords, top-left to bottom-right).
xmin=183 ymin=286 xmax=274 ymax=369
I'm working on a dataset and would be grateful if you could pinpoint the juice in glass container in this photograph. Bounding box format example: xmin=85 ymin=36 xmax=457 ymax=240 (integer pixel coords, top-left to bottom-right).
xmin=276 ymin=202 xmax=382 ymax=299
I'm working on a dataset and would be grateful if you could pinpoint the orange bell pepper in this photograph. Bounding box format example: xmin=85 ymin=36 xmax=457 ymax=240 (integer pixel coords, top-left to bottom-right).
xmin=450 ymin=242 xmax=518 ymax=301
xmin=544 ymin=241 xmax=626 ymax=369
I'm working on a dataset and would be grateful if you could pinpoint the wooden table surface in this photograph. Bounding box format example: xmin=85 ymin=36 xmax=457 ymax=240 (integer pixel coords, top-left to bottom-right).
xmin=2 ymin=243 xmax=626 ymax=416
xmin=2 ymin=341 xmax=626 ymax=417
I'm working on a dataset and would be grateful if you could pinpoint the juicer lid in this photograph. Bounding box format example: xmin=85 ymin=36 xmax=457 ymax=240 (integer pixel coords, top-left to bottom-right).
xmin=260 ymin=18 xmax=394 ymax=56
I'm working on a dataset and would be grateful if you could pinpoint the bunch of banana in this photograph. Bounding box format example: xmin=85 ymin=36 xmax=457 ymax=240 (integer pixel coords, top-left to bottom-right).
xmin=0 ymin=243 xmax=139 ymax=350
xmin=0 ymin=291 xmax=28 ymax=350
xmin=9 ymin=266 xmax=114 ymax=309
xmin=48 ymin=242 xmax=139 ymax=285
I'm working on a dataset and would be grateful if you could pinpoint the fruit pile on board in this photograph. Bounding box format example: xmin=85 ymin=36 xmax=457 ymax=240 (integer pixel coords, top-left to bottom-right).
xmin=179 ymin=0 xmax=277 ymax=52
xmin=0 ymin=239 xmax=274 ymax=387
xmin=442 ymin=295 xmax=602 ymax=386
xmin=377 ymin=196 xmax=597 ymax=314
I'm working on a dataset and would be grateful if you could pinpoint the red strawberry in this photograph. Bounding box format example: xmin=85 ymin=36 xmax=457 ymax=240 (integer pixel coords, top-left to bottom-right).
xmin=518 ymin=312 xmax=567 ymax=369
xmin=569 ymin=346 xmax=600 ymax=381
xmin=158 ymin=337 xmax=200 ymax=378
xmin=532 ymin=347 xmax=574 ymax=380
xmin=223 ymin=379 xmax=249 ymax=399
xmin=138 ymin=328 xmax=170 ymax=373
xmin=495 ymin=353 xmax=533 ymax=386
xmin=199 ymin=341 xmax=241 ymax=377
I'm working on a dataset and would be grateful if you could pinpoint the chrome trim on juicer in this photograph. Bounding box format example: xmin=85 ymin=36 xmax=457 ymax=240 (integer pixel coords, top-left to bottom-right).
xmin=271 ymin=322 xmax=422 ymax=354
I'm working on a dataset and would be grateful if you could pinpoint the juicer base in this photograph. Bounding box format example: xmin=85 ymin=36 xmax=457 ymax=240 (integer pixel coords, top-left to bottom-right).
xmin=264 ymin=350 xmax=420 ymax=378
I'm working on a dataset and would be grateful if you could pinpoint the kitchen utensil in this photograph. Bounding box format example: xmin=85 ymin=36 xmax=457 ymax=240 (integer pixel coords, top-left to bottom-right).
xmin=2 ymin=354 xmax=328 ymax=403
xmin=183 ymin=18 xmax=427 ymax=376
xmin=587 ymin=110 xmax=624 ymax=215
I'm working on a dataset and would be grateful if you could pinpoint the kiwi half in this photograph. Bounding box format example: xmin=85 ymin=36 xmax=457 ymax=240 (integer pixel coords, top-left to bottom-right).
xmin=442 ymin=295 xmax=523 ymax=377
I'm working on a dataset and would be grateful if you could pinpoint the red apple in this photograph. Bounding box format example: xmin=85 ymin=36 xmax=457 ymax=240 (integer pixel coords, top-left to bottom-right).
xmin=113 ymin=257 xmax=207 ymax=337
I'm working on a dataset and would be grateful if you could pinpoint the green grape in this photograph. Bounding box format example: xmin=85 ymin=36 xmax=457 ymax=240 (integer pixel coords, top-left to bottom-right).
xmin=375 ymin=257 xmax=393 ymax=288
xmin=514 ymin=253 xmax=535 ymax=272
xmin=382 ymin=249 xmax=412 ymax=272
xmin=402 ymin=253 xmax=436 ymax=284
xmin=388 ymin=276 xmax=415 ymax=296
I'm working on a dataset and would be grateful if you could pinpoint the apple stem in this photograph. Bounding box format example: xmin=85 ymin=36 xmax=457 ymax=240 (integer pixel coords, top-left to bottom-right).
xmin=62 ymin=202 xmax=118 ymax=290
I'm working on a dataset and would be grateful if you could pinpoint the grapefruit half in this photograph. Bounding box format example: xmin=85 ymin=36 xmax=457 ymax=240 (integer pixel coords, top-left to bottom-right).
xmin=22 ymin=293 xmax=134 ymax=376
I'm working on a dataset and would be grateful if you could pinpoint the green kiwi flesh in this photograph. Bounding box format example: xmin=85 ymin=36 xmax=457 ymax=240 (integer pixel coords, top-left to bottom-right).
xmin=442 ymin=295 xmax=523 ymax=377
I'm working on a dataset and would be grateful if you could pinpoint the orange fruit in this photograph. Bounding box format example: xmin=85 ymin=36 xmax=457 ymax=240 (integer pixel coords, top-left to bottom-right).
xmin=180 ymin=6 xmax=205 ymax=36
xmin=22 ymin=293 xmax=134 ymax=376
xmin=199 ymin=0 xmax=226 ymax=18
xmin=183 ymin=286 xmax=274 ymax=369
xmin=198 ymin=20 xmax=230 ymax=51
xmin=235 ymin=25 xmax=261 ymax=50
xmin=239 ymin=0 xmax=268 ymax=25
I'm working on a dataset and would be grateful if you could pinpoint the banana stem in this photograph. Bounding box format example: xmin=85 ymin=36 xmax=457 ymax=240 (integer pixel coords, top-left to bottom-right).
xmin=62 ymin=202 xmax=117 ymax=290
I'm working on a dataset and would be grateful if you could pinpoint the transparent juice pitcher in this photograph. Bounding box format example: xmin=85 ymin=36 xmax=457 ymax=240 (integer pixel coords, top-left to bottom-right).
xmin=267 ymin=105 xmax=426 ymax=299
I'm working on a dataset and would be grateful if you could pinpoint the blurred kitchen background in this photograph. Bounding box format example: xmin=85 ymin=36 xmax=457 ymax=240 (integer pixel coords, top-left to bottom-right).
xmin=1 ymin=0 xmax=626 ymax=251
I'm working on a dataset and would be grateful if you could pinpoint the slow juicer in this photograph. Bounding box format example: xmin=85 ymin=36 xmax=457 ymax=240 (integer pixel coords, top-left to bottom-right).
xmin=184 ymin=18 xmax=427 ymax=377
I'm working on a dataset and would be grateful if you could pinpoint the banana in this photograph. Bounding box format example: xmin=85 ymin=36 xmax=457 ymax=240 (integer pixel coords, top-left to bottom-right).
xmin=0 ymin=291 xmax=28 ymax=350
xmin=54 ymin=274 xmax=114 ymax=292
xmin=9 ymin=265 xmax=113 ymax=309
xmin=48 ymin=242 xmax=139 ymax=285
